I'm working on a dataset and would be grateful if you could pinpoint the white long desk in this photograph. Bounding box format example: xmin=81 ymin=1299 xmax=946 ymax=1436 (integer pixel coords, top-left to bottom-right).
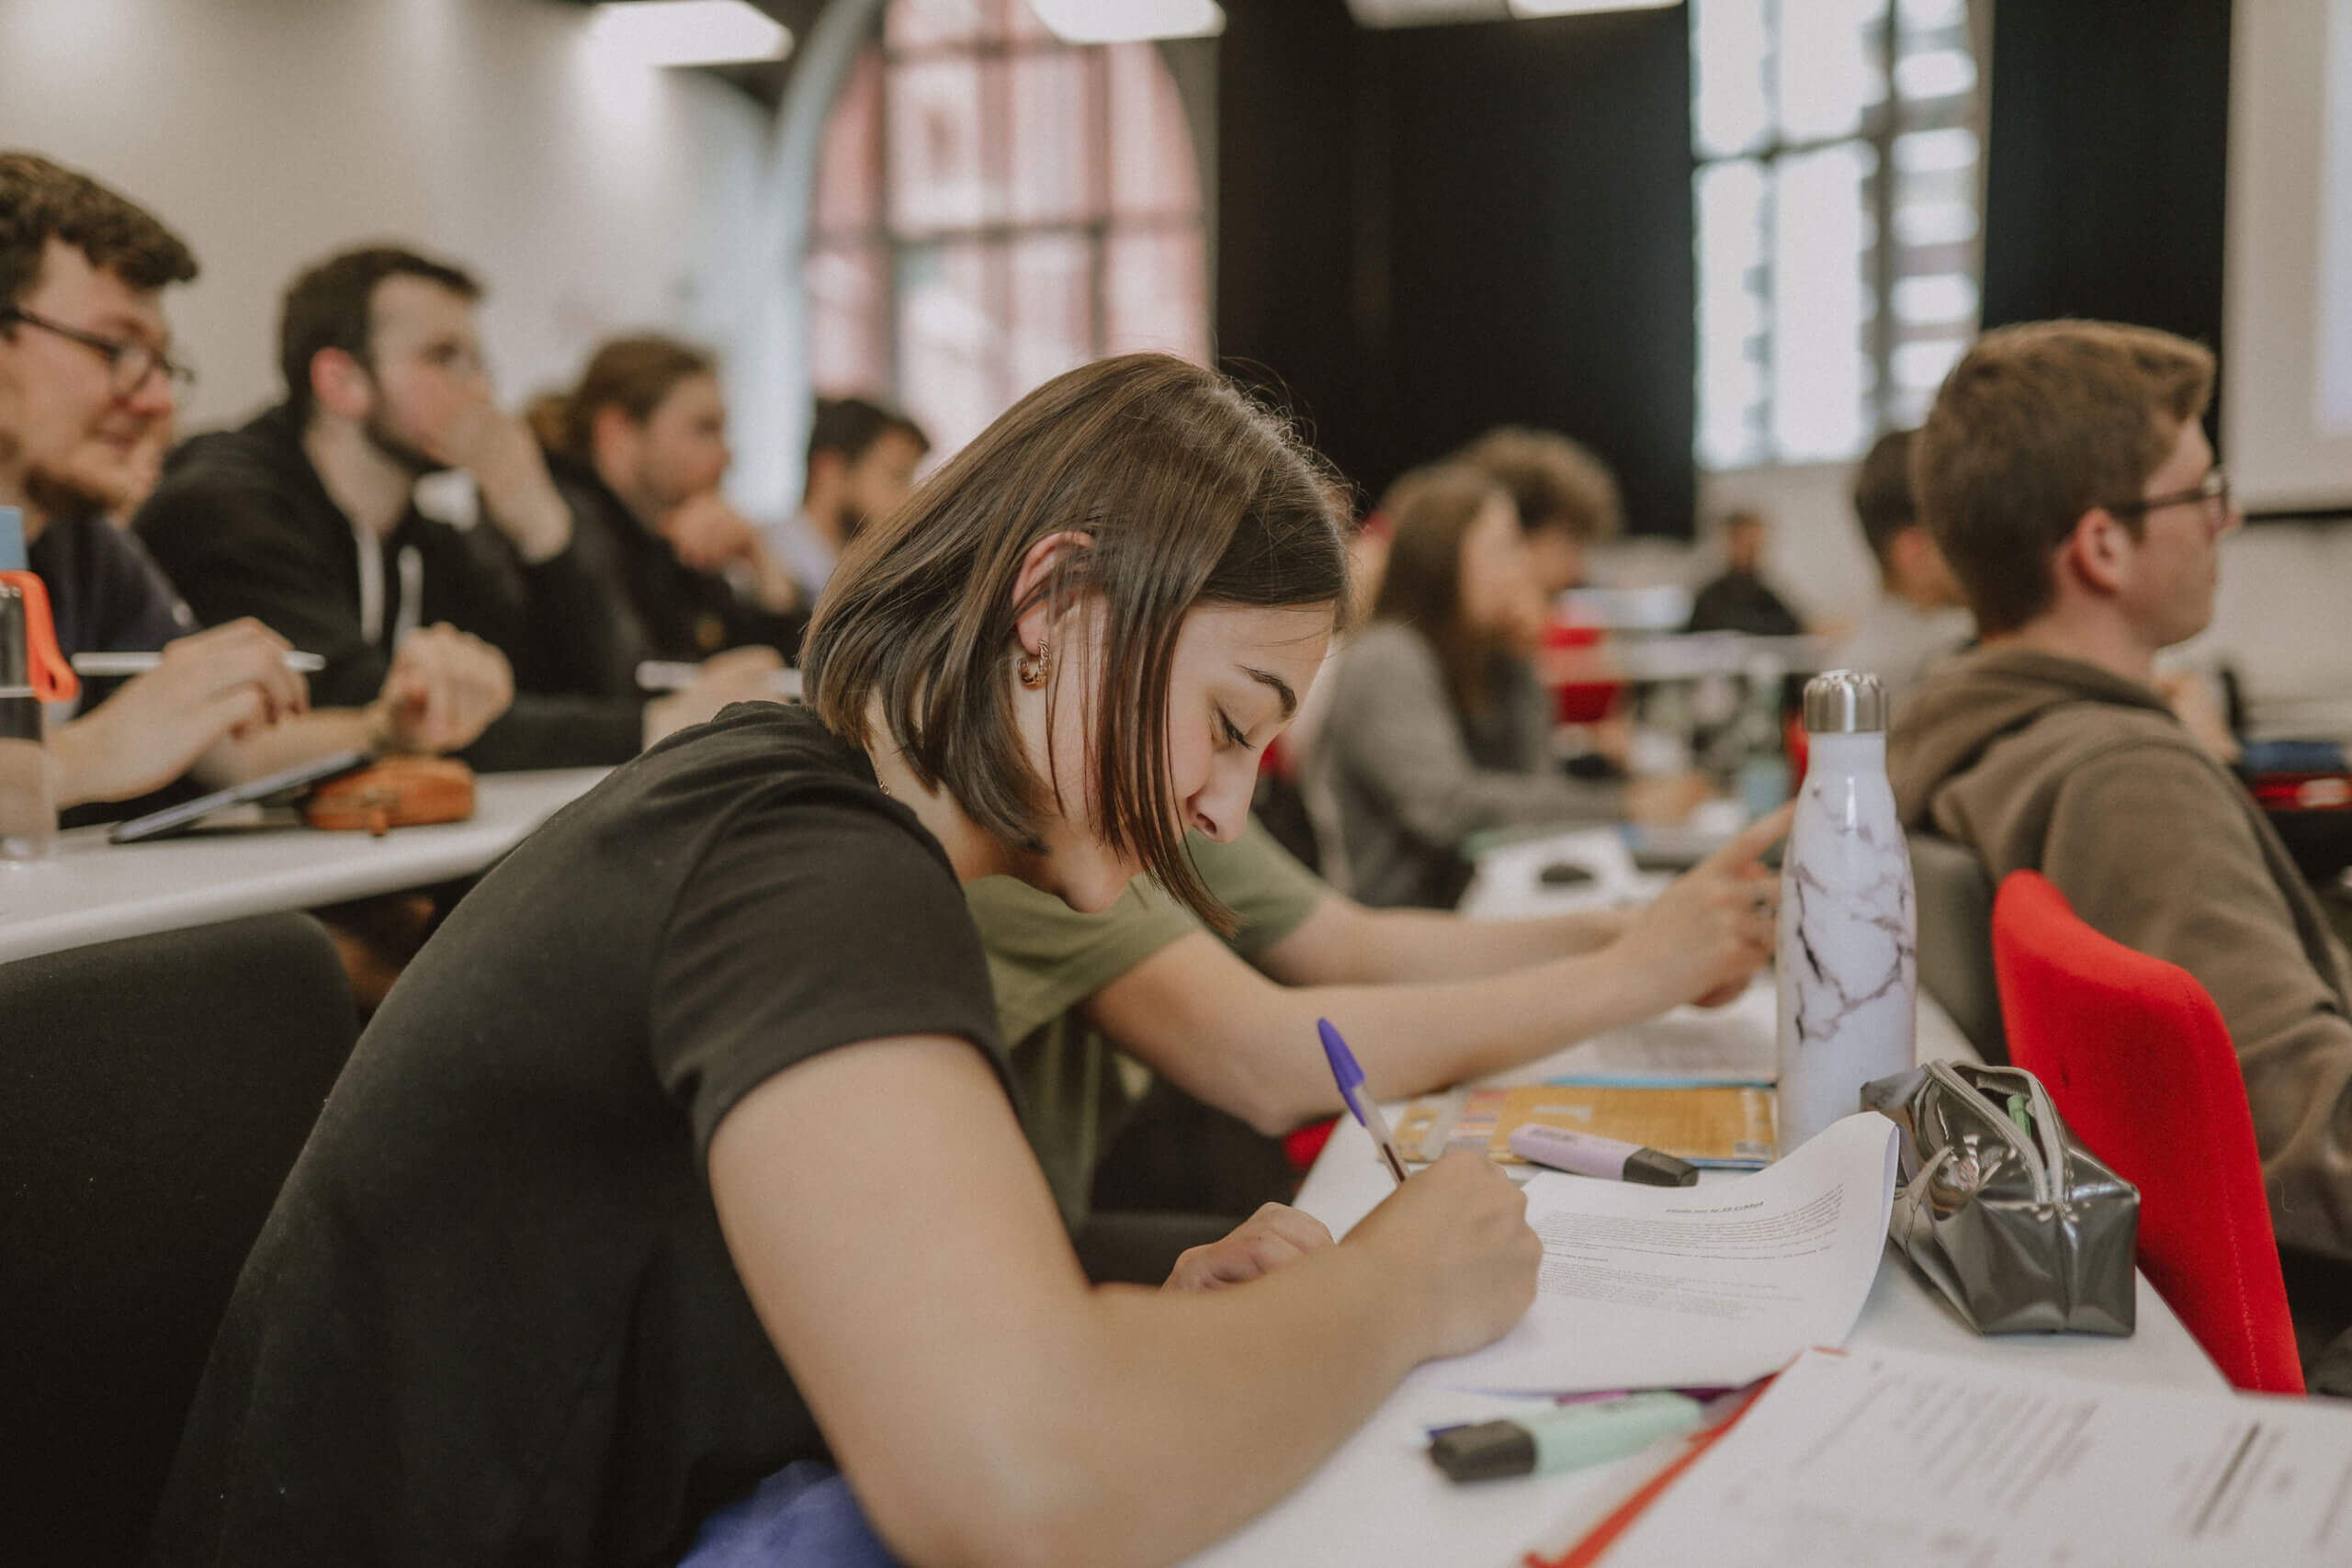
xmin=1185 ymin=986 xmax=2227 ymax=1568
xmin=0 ymin=767 xmax=606 ymax=964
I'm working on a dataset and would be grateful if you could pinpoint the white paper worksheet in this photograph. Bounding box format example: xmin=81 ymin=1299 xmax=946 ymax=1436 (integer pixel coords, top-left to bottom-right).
xmin=1417 ymin=1111 xmax=1899 ymax=1394
xmin=1600 ymin=1344 xmax=2352 ymax=1568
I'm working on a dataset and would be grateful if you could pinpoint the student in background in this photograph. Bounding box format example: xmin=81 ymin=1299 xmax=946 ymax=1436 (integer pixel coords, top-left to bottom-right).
xmin=1836 ymin=428 xmax=1971 ymax=704
xmin=1687 ymin=508 xmax=1806 ymax=637
xmin=153 ymin=354 xmax=1540 ymax=1568
xmin=1887 ymin=320 xmax=2352 ymax=1385
xmin=768 ymin=393 xmax=928 ymax=602
xmin=136 ymin=246 xmax=772 ymax=770
xmin=533 ymin=334 xmax=808 ymax=665
xmin=1311 ymin=462 xmax=1628 ymax=908
xmin=0 ymin=152 xmax=496 ymax=815
xmin=1453 ymin=424 xmax=1621 ymax=597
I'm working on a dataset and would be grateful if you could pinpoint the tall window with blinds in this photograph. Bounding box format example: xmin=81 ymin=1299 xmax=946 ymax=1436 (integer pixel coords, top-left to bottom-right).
xmin=808 ymin=0 xmax=1210 ymax=461
xmin=1692 ymin=0 xmax=1984 ymax=469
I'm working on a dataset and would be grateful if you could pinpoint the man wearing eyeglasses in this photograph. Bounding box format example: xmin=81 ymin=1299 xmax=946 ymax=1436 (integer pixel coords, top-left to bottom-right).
xmin=1888 ymin=320 xmax=2352 ymax=1386
xmin=0 ymin=152 xmax=503 ymax=817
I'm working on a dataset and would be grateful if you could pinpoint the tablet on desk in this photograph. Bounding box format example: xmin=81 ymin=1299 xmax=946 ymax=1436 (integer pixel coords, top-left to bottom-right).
xmin=107 ymin=749 xmax=376 ymax=845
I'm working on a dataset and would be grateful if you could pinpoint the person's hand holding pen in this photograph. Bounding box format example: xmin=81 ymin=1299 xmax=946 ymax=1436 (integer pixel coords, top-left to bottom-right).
xmin=1350 ymin=1149 xmax=1543 ymax=1359
xmin=49 ymin=618 xmax=308 ymax=807
xmin=1318 ymin=1017 xmax=1542 ymax=1357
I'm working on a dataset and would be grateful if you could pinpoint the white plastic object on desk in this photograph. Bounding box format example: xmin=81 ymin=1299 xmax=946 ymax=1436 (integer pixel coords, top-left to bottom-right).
xmin=1776 ymin=670 xmax=1916 ymax=1150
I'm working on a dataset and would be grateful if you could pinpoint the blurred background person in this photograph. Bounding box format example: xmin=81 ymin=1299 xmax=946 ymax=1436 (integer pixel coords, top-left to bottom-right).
xmin=767 ymin=393 xmax=928 ymax=604
xmin=1836 ymin=428 xmax=1972 ymax=705
xmin=534 ymin=334 xmax=807 ymax=666
xmin=1453 ymin=424 xmax=1622 ymax=598
xmin=1311 ymin=462 xmax=1626 ymax=908
xmin=137 ymin=245 xmax=773 ymax=769
xmin=1686 ymin=507 xmax=1805 ymax=637
xmin=0 ymin=151 xmax=483 ymax=819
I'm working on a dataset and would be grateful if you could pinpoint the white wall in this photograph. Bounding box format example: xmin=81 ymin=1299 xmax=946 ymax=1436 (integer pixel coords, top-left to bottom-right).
xmin=0 ymin=0 xmax=786 ymax=507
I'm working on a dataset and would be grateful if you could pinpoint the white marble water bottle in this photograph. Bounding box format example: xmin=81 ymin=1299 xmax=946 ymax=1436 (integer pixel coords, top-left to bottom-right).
xmin=1776 ymin=670 xmax=1916 ymax=1151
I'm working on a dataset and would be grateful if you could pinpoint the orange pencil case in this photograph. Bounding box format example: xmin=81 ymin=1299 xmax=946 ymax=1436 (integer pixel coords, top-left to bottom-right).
xmin=302 ymin=756 xmax=476 ymax=836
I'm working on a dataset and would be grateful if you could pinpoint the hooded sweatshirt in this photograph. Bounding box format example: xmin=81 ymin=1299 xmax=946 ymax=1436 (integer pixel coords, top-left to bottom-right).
xmin=135 ymin=405 xmax=645 ymax=769
xmin=1889 ymin=645 xmax=2352 ymax=1265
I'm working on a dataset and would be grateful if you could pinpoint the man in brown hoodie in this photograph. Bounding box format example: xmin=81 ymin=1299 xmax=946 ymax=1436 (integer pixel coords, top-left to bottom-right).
xmin=1888 ymin=320 xmax=2352 ymax=1380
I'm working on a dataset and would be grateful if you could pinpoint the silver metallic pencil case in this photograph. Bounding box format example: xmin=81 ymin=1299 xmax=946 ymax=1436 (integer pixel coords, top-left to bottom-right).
xmin=1861 ymin=1060 xmax=2139 ymax=1336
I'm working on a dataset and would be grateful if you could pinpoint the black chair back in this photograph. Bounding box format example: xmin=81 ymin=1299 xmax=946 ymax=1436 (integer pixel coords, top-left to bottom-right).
xmin=0 ymin=913 xmax=356 ymax=1566
xmin=1909 ymin=831 xmax=2008 ymax=1063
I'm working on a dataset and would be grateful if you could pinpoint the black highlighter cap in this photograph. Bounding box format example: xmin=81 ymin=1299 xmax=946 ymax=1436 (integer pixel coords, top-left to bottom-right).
xmin=1429 ymin=1420 xmax=1538 ymax=1483
xmin=1625 ymin=1148 xmax=1700 ymax=1187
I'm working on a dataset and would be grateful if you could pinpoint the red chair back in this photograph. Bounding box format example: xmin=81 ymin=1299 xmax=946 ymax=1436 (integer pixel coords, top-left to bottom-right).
xmin=1539 ymin=620 xmax=1623 ymax=724
xmin=1991 ymin=871 xmax=2302 ymax=1393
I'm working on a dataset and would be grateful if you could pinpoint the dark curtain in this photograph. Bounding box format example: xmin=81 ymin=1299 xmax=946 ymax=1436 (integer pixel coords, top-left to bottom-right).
xmin=1216 ymin=0 xmax=1696 ymax=536
xmin=1980 ymin=0 xmax=2233 ymax=428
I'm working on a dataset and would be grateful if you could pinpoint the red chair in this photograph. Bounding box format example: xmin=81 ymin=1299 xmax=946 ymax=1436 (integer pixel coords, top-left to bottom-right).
xmin=1992 ymin=871 xmax=2303 ymax=1393
xmin=1538 ymin=620 xmax=1623 ymax=725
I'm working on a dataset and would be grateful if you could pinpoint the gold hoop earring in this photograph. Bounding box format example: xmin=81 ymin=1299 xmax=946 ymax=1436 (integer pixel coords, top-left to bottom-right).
xmin=1017 ymin=637 xmax=1050 ymax=689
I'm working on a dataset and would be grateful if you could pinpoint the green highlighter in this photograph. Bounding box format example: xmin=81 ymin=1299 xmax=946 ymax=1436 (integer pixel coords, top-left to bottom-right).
xmin=1428 ymin=1391 xmax=1705 ymax=1483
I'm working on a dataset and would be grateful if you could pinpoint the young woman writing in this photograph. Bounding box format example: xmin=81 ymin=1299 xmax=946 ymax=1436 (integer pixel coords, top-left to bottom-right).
xmin=153 ymin=355 xmax=1541 ymax=1568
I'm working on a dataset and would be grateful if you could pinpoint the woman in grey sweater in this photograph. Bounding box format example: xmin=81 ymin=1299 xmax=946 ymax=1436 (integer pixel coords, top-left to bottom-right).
xmin=1313 ymin=462 xmax=1622 ymax=907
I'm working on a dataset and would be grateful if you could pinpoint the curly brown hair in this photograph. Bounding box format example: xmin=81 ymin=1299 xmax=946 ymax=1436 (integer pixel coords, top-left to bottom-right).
xmin=1453 ymin=425 xmax=1623 ymax=542
xmin=0 ymin=151 xmax=197 ymax=309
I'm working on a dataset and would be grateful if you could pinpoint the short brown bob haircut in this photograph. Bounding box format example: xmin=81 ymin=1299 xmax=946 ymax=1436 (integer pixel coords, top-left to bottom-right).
xmin=1369 ymin=461 xmax=1516 ymax=720
xmin=804 ymin=353 xmax=1350 ymax=930
xmin=1453 ymin=426 xmax=1623 ymax=543
xmin=1916 ymin=320 xmax=2214 ymax=635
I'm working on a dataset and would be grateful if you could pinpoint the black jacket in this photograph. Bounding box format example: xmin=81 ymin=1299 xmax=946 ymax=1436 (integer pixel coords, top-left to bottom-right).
xmin=135 ymin=405 xmax=645 ymax=769
xmin=543 ymin=450 xmax=808 ymax=666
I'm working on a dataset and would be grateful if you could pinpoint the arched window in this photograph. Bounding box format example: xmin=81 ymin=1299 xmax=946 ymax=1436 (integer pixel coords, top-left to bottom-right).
xmin=808 ymin=0 xmax=1210 ymax=458
xmin=1692 ymin=0 xmax=1985 ymax=468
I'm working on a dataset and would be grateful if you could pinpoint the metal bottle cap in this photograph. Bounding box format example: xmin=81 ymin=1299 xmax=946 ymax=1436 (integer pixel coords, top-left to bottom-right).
xmin=1803 ymin=669 xmax=1888 ymax=734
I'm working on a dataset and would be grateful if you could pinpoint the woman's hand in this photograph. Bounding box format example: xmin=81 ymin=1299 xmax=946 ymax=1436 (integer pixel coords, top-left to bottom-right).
xmin=1345 ymin=1148 xmax=1542 ymax=1361
xmin=1162 ymin=1203 xmax=1334 ymax=1292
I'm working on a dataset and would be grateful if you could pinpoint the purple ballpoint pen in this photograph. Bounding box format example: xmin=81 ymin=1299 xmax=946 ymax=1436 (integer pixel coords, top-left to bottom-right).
xmin=1318 ymin=1017 xmax=1409 ymax=1186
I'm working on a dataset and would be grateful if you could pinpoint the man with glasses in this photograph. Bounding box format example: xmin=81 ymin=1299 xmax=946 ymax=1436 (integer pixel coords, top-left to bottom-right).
xmin=136 ymin=245 xmax=775 ymax=769
xmin=1887 ymin=320 xmax=2352 ymax=1384
xmin=0 ymin=152 xmax=481 ymax=818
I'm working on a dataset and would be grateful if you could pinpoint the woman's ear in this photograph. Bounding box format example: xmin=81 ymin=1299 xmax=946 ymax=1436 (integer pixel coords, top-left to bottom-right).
xmin=1009 ymin=529 xmax=1095 ymax=659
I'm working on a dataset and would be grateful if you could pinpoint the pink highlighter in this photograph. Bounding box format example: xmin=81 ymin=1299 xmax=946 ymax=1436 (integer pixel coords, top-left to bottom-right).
xmin=1508 ymin=1123 xmax=1698 ymax=1187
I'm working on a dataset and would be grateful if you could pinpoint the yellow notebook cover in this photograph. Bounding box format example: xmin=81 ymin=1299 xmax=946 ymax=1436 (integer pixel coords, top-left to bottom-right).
xmin=1398 ymin=1084 xmax=1778 ymax=1168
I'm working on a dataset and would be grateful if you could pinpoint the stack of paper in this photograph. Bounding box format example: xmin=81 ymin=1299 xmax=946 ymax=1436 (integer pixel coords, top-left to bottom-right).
xmin=1590 ymin=1344 xmax=2352 ymax=1567
xmin=1419 ymin=1111 xmax=1899 ymax=1395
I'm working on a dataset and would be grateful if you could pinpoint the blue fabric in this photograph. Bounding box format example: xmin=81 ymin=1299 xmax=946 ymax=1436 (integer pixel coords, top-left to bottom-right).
xmin=678 ymin=1461 xmax=903 ymax=1568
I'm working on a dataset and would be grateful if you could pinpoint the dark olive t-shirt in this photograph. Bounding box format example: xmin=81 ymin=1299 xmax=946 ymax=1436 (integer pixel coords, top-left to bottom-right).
xmin=152 ymin=704 xmax=1007 ymax=1567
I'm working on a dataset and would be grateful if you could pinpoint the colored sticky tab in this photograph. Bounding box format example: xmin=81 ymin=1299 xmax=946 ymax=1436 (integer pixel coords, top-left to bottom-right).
xmin=0 ymin=507 xmax=24 ymax=573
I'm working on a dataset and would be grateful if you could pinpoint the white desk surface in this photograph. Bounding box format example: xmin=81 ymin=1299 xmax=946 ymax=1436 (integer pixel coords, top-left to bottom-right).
xmin=1186 ymin=985 xmax=2227 ymax=1568
xmin=0 ymin=767 xmax=606 ymax=964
